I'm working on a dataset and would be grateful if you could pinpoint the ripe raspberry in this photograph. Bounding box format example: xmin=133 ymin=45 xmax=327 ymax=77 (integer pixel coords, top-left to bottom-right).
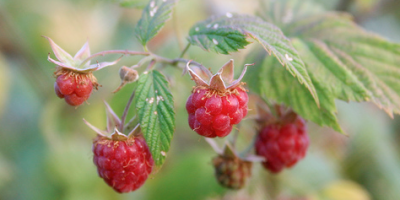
xmin=186 ymin=59 xmax=253 ymax=138
xmin=54 ymin=72 xmax=94 ymax=106
xmin=255 ymin=116 xmax=309 ymax=173
xmin=93 ymin=135 xmax=154 ymax=193
xmin=212 ymin=155 xmax=252 ymax=190
xmin=186 ymin=87 xmax=247 ymax=137
xmin=45 ymin=37 xmax=120 ymax=106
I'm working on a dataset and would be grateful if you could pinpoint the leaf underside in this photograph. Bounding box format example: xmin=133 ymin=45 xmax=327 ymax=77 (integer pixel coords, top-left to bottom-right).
xmin=134 ymin=70 xmax=175 ymax=166
xmin=245 ymin=0 xmax=400 ymax=133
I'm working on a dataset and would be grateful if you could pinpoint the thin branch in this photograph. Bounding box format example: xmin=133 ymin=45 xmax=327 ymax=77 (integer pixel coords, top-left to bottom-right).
xmin=120 ymin=90 xmax=136 ymax=132
xmin=204 ymin=138 xmax=223 ymax=154
xmin=80 ymin=50 xmax=150 ymax=67
xmin=178 ymin=43 xmax=191 ymax=58
xmin=151 ymin=53 xmax=205 ymax=69
xmin=173 ymin=58 xmax=204 ymax=68
xmin=146 ymin=59 xmax=157 ymax=71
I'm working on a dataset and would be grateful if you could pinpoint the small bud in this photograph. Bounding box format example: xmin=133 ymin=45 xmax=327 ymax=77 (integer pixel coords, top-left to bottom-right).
xmin=113 ymin=66 xmax=139 ymax=93
xmin=120 ymin=66 xmax=139 ymax=82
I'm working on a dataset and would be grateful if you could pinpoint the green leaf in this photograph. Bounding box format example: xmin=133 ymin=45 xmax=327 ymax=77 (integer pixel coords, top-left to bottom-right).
xmin=188 ymin=13 xmax=319 ymax=106
xmin=256 ymin=0 xmax=326 ymax=33
xmin=244 ymin=47 xmax=342 ymax=133
xmin=292 ymin=13 xmax=400 ymax=117
xmin=134 ymin=0 xmax=176 ymax=46
xmin=187 ymin=19 xmax=250 ymax=54
xmin=134 ymin=70 xmax=175 ymax=166
xmin=249 ymin=0 xmax=400 ymax=132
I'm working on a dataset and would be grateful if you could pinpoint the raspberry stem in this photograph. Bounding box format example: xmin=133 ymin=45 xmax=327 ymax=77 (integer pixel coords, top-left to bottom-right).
xmin=120 ymin=89 xmax=136 ymax=132
xmin=80 ymin=50 xmax=150 ymax=67
xmin=145 ymin=59 xmax=157 ymax=71
xmin=178 ymin=43 xmax=191 ymax=58
xmin=204 ymin=138 xmax=223 ymax=154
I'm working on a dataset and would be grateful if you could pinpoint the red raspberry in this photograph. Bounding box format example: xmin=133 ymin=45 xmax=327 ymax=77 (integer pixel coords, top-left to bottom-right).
xmin=54 ymin=73 xmax=93 ymax=106
xmin=186 ymin=59 xmax=253 ymax=138
xmin=255 ymin=117 xmax=308 ymax=173
xmin=186 ymin=87 xmax=248 ymax=138
xmin=93 ymin=135 xmax=154 ymax=193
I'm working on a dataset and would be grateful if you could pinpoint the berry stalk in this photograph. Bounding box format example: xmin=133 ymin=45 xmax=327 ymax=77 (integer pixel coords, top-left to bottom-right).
xmin=80 ymin=50 xmax=150 ymax=67
xmin=120 ymin=90 xmax=136 ymax=132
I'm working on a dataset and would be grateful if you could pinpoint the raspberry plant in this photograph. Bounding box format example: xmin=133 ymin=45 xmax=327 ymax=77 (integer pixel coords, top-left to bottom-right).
xmin=43 ymin=0 xmax=400 ymax=196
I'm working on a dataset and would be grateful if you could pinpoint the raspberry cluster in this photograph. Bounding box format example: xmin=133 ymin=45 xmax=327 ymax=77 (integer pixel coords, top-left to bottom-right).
xmin=54 ymin=74 xmax=93 ymax=106
xmin=212 ymin=155 xmax=252 ymax=189
xmin=92 ymin=136 xmax=154 ymax=193
xmin=186 ymin=87 xmax=248 ymax=138
xmin=255 ymin=117 xmax=309 ymax=173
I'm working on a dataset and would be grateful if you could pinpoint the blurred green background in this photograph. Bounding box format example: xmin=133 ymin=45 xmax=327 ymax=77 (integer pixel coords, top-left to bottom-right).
xmin=1 ymin=0 xmax=400 ymax=199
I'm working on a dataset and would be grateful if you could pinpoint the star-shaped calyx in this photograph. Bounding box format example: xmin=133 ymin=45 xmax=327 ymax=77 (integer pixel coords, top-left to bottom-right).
xmin=186 ymin=59 xmax=254 ymax=95
xmin=83 ymin=101 xmax=139 ymax=141
xmin=85 ymin=102 xmax=154 ymax=193
xmin=45 ymin=36 xmax=121 ymax=74
xmin=45 ymin=36 xmax=121 ymax=106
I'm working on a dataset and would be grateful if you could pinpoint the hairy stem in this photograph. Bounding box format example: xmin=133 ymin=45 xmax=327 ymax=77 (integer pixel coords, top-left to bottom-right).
xmin=120 ymin=90 xmax=136 ymax=132
xmin=80 ymin=50 xmax=150 ymax=67
xmin=134 ymin=55 xmax=154 ymax=68
xmin=152 ymin=54 xmax=205 ymax=70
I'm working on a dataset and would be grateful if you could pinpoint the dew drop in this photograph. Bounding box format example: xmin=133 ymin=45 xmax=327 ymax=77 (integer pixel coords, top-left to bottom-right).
xmin=150 ymin=1 xmax=155 ymax=7
xmin=212 ymin=39 xmax=219 ymax=45
xmin=154 ymin=111 xmax=158 ymax=115
xmin=161 ymin=151 xmax=166 ymax=156
xmin=226 ymin=12 xmax=233 ymax=18
xmin=285 ymin=54 xmax=293 ymax=61
xmin=213 ymin=24 xmax=219 ymax=29
xmin=195 ymin=27 xmax=199 ymax=31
